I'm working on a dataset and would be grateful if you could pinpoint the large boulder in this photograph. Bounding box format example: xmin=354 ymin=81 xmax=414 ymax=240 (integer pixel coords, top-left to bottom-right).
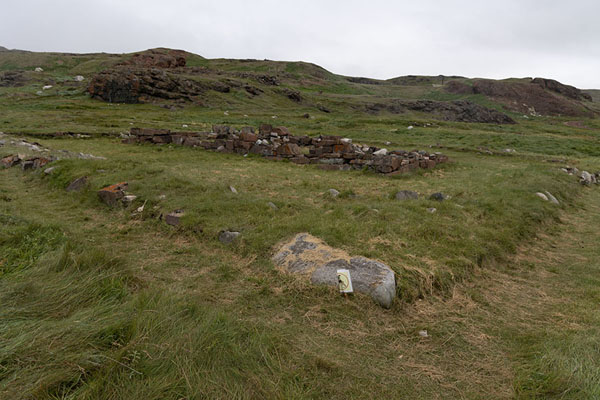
xmin=272 ymin=233 xmax=396 ymax=308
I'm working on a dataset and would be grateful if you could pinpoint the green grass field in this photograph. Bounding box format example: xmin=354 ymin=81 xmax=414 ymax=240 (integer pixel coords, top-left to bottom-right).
xmin=1 ymin=48 xmax=600 ymax=399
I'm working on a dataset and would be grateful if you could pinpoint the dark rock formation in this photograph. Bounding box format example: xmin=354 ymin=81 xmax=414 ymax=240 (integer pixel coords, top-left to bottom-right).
xmin=531 ymin=78 xmax=592 ymax=102
xmin=120 ymin=49 xmax=187 ymax=69
xmin=364 ymin=99 xmax=515 ymax=124
xmin=0 ymin=71 xmax=26 ymax=87
xmin=88 ymin=67 xmax=209 ymax=103
xmin=446 ymin=78 xmax=594 ymax=117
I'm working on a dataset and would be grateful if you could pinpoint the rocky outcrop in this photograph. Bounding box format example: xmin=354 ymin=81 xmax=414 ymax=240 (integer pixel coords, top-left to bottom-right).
xmin=120 ymin=49 xmax=187 ymax=69
xmin=0 ymin=71 xmax=27 ymax=87
xmin=531 ymin=78 xmax=592 ymax=102
xmin=405 ymin=100 xmax=515 ymax=124
xmin=365 ymin=99 xmax=514 ymax=124
xmin=272 ymin=233 xmax=396 ymax=308
xmin=446 ymin=79 xmax=593 ymax=117
xmin=87 ymin=67 xmax=223 ymax=103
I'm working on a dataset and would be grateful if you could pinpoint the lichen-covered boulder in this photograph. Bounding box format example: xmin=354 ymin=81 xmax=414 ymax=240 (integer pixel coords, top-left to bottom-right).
xmin=272 ymin=233 xmax=396 ymax=308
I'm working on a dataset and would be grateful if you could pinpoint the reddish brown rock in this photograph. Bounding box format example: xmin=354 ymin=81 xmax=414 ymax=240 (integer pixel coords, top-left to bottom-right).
xmin=272 ymin=126 xmax=290 ymax=136
xmin=1 ymin=155 xmax=21 ymax=168
xmin=98 ymin=182 xmax=129 ymax=206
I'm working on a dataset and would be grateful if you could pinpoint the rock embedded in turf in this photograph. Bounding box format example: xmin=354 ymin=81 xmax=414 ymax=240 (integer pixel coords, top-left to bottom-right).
xmin=395 ymin=190 xmax=419 ymax=200
xmin=536 ymin=192 xmax=549 ymax=201
xmin=165 ymin=210 xmax=185 ymax=226
xmin=66 ymin=176 xmax=88 ymax=192
xmin=580 ymin=171 xmax=596 ymax=185
xmin=272 ymin=233 xmax=396 ymax=308
xmin=544 ymin=191 xmax=560 ymax=205
xmin=98 ymin=182 xmax=129 ymax=206
xmin=267 ymin=201 xmax=278 ymax=210
xmin=1 ymin=154 xmax=21 ymax=168
xmin=429 ymin=192 xmax=449 ymax=201
xmin=327 ymin=188 xmax=340 ymax=198
xmin=219 ymin=230 xmax=241 ymax=244
xmin=229 ymin=185 xmax=238 ymax=194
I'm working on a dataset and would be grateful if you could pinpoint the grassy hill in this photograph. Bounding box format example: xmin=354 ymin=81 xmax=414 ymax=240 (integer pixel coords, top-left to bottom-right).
xmin=1 ymin=48 xmax=600 ymax=399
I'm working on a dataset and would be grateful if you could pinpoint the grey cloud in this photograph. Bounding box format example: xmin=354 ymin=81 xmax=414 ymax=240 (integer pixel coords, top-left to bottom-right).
xmin=1 ymin=0 xmax=598 ymax=87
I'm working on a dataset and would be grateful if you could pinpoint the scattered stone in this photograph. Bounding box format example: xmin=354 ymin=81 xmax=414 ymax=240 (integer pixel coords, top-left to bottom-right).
xmin=544 ymin=191 xmax=559 ymax=205
xmin=34 ymin=67 xmax=44 ymax=72
xmin=272 ymin=233 xmax=396 ymax=308
xmin=74 ymin=75 xmax=85 ymax=82
xmin=419 ymin=330 xmax=429 ymax=338
xmin=429 ymin=192 xmax=449 ymax=201
xmin=66 ymin=176 xmax=88 ymax=192
xmin=166 ymin=210 xmax=185 ymax=226
xmin=1 ymin=154 xmax=21 ymax=168
xmin=427 ymin=208 xmax=437 ymax=213
xmin=395 ymin=190 xmax=419 ymax=201
xmin=98 ymin=182 xmax=129 ymax=206
xmin=535 ymin=192 xmax=549 ymax=201
xmin=407 ymin=126 xmax=414 ymax=130
xmin=122 ymin=195 xmax=137 ymax=204
xmin=44 ymin=166 xmax=55 ymax=175
xmin=42 ymin=85 xmax=53 ymax=90
xmin=327 ymin=188 xmax=340 ymax=198
xmin=229 ymin=185 xmax=238 ymax=194
xmin=219 ymin=230 xmax=241 ymax=244
xmin=267 ymin=201 xmax=278 ymax=210
xmin=373 ymin=148 xmax=388 ymax=156
xmin=580 ymin=171 xmax=596 ymax=185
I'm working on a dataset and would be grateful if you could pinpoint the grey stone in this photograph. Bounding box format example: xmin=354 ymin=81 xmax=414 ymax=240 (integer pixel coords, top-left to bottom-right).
xmin=429 ymin=192 xmax=449 ymax=201
xmin=327 ymin=188 xmax=340 ymax=198
xmin=395 ymin=190 xmax=419 ymax=200
xmin=267 ymin=201 xmax=278 ymax=210
xmin=580 ymin=171 xmax=596 ymax=185
xmin=427 ymin=207 xmax=437 ymax=213
xmin=535 ymin=192 xmax=549 ymax=201
xmin=219 ymin=230 xmax=241 ymax=244
xmin=44 ymin=166 xmax=55 ymax=175
xmin=229 ymin=185 xmax=238 ymax=194
xmin=166 ymin=210 xmax=185 ymax=226
xmin=373 ymin=148 xmax=388 ymax=156
xmin=272 ymin=233 xmax=396 ymax=308
xmin=66 ymin=176 xmax=88 ymax=192
xmin=544 ymin=191 xmax=559 ymax=205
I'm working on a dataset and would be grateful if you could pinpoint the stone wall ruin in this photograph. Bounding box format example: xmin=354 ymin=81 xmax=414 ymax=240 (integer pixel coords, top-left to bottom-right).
xmin=125 ymin=124 xmax=448 ymax=174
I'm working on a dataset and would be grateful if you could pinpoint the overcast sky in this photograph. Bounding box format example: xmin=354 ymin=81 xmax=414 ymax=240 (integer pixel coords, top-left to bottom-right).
xmin=2 ymin=0 xmax=599 ymax=88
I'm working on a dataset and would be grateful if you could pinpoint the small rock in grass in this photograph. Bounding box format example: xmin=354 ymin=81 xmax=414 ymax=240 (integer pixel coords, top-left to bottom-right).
xmin=166 ymin=210 xmax=185 ymax=226
xmin=535 ymin=192 xmax=549 ymax=201
xmin=419 ymin=330 xmax=429 ymax=338
xmin=219 ymin=230 xmax=241 ymax=244
xmin=327 ymin=188 xmax=340 ymax=198
xmin=229 ymin=185 xmax=238 ymax=194
xmin=395 ymin=190 xmax=419 ymax=201
xmin=44 ymin=166 xmax=55 ymax=175
xmin=544 ymin=191 xmax=559 ymax=205
xmin=122 ymin=195 xmax=137 ymax=204
xmin=429 ymin=192 xmax=449 ymax=201
xmin=267 ymin=201 xmax=278 ymax=210
xmin=580 ymin=171 xmax=596 ymax=185
xmin=66 ymin=176 xmax=88 ymax=192
xmin=98 ymin=182 xmax=128 ymax=206
xmin=427 ymin=208 xmax=437 ymax=213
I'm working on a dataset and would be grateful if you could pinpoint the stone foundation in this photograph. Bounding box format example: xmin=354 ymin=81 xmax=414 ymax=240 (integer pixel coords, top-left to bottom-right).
xmin=125 ymin=124 xmax=448 ymax=174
